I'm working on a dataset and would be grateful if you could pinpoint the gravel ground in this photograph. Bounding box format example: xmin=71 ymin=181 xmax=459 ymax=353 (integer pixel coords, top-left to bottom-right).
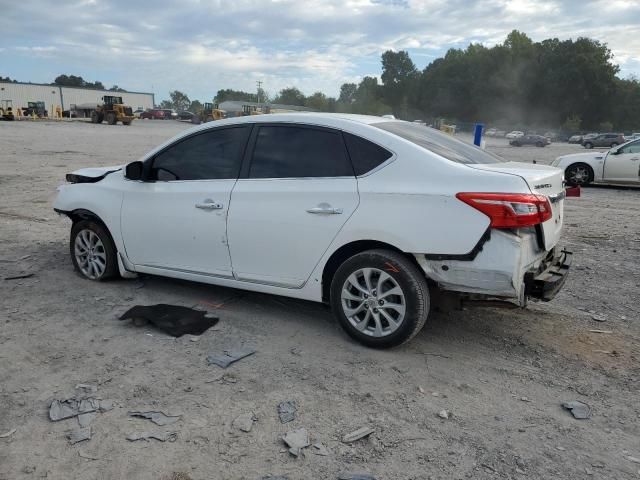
xmin=1 ymin=120 xmax=639 ymax=480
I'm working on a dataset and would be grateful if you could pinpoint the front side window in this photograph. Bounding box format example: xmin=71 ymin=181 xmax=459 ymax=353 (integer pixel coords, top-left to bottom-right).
xmin=249 ymin=125 xmax=353 ymax=178
xmin=151 ymin=126 xmax=250 ymax=181
xmin=374 ymin=121 xmax=505 ymax=164
xmin=619 ymin=140 xmax=640 ymax=154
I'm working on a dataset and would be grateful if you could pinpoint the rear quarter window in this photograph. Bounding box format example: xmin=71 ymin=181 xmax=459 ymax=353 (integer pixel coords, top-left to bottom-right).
xmin=344 ymin=133 xmax=393 ymax=175
xmin=374 ymin=121 xmax=504 ymax=164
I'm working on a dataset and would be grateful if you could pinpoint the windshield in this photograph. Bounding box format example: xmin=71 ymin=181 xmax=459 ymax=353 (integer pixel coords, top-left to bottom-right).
xmin=374 ymin=121 xmax=505 ymax=164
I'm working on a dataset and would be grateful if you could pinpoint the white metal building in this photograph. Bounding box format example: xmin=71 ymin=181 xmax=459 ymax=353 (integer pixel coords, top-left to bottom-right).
xmin=0 ymin=81 xmax=155 ymax=114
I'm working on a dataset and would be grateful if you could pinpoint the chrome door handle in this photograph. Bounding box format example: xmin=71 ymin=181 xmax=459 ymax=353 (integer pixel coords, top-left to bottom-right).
xmin=306 ymin=206 xmax=343 ymax=215
xmin=195 ymin=202 xmax=223 ymax=210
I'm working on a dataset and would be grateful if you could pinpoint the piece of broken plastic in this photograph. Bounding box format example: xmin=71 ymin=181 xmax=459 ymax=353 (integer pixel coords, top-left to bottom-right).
xmin=49 ymin=399 xmax=99 ymax=422
xmin=119 ymin=304 xmax=219 ymax=337
xmin=562 ymin=400 xmax=591 ymax=419
xmin=128 ymin=410 xmax=181 ymax=426
xmin=282 ymin=428 xmax=310 ymax=457
xmin=67 ymin=427 xmax=92 ymax=445
xmin=277 ymin=401 xmax=297 ymax=423
xmin=126 ymin=431 xmax=177 ymax=442
xmin=207 ymin=348 xmax=256 ymax=368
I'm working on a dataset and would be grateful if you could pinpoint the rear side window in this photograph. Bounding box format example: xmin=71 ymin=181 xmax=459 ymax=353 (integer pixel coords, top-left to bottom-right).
xmin=249 ymin=126 xmax=353 ymax=178
xmin=374 ymin=121 xmax=505 ymax=164
xmin=151 ymin=126 xmax=250 ymax=181
xmin=344 ymin=133 xmax=393 ymax=175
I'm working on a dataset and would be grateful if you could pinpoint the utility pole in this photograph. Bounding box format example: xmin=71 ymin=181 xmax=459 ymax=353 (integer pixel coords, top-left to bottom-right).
xmin=256 ymin=80 xmax=263 ymax=104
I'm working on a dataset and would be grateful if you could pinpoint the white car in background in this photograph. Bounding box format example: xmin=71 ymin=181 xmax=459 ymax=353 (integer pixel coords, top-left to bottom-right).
xmin=506 ymin=131 xmax=524 ymax=139
xmin=54 ymin=113 xmax=571 ymax=348
xmin=552 ymin=138 xmax=640 ymax=186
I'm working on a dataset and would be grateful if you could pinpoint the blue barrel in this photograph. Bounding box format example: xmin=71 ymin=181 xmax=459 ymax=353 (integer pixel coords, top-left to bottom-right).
xmin=474 ymin=123 xmax=484 ymax=146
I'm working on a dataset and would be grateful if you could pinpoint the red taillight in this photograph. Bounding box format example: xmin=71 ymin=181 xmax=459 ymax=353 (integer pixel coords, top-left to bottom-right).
xmin=456 ymin=192 xmax=552 ymax=228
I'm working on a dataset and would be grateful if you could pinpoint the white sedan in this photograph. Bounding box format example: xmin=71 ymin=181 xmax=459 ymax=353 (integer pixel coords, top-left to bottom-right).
xmin=54 ymin=113 xmax=571 ymax=348
xmin=552 ymin=138 xmax=640 ymax=186
xmin=506 ymin=131 xmax=524 ymax=139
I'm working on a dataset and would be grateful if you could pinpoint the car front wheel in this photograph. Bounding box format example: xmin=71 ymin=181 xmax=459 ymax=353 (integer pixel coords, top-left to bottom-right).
xmin=330 ymin=249 xmax=430 ymax=348
xmin=70 ymin=220 xmax=118 ymax=281
xmin=584 ymin=142 xmax=593 ymax=149
xmin=565 ymin=162 xmax=594 ymax=186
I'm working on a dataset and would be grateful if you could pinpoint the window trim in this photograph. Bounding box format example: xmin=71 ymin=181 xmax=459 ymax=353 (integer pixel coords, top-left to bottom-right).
xmin=240 ymin=123 xmax=356 ymax=180
xmin=142 ymin=124 xmax=253 ymax=182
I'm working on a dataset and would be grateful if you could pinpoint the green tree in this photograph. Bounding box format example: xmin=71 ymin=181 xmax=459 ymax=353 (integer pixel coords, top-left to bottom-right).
xmin=158 ymin=100 xmax=173 ymax=109
xmin=189 ymin=100 xmax=203 ymax=113
xmin=109 ymin=85 xmax=127 ymax=92
xmin=274 ymin=87 xmax=306 ymax=106
xmin=214 ymin=89 xmax=255 ymax=103
xmin=339 ymin=83 xmax=357 ymax=104
xmin=562 ymin=114 xmax=582 ymax=132
xmin=381 ymin=50 xmax=417 ymax=115
xmin=169 ymin=90 xmax=191 ymax=111
xmin=305 ymin=91 xmax=329 ymax=111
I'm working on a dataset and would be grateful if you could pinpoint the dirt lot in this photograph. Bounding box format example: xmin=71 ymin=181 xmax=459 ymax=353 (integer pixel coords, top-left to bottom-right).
xmin=1 ymin=120 xmax=639 ymax=480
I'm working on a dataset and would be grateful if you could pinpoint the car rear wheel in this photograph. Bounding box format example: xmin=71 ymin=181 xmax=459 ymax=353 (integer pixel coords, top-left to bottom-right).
xmin=330 ymin=249 xmax=429 ymax=348
xmin=565 ymin=162 xmax=594 ymax=186
xmin=611 ymin=143 xmax=618 ymax=147
xmin=70 ymin=220 xmax=118 ymax=281
xmin=584 ymin=142 xmax=593 ymax=149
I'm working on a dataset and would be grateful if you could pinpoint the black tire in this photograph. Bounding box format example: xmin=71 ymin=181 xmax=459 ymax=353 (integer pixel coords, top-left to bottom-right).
xmin=70 ymin=220 xmax=118 ymax=281
xmin=565 ymin=162 xmax=594 ymax=187
xmin=330 ymin=249 xmax=430 ymax=348
xmin=91 ymin=111 xmax=101 ymax=124
xmin=122 ymin=120 xmax=131 ymax=126
xmin=536 ymin=142 xmax=544 ymax=147
xmin=610 ymin=143 xmax=618 ymax=148
xmin=106 ymin=112 xmax=117 ymax=125
xmin=584 ymin=142 xmax=593 ymax=149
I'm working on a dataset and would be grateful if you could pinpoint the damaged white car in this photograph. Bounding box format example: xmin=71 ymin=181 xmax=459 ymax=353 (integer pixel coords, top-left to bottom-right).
xmin=54 ymin=113 xmax=571 ymax=348
xmin=552 ymin=137 xmax=640 ymax=186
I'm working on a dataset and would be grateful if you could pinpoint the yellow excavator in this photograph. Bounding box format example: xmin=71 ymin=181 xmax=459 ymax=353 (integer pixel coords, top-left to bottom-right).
xmin=192 ymin=102 xmax=226 ymax=124
xmin=0 ymin=100 xmax=15 ymax=120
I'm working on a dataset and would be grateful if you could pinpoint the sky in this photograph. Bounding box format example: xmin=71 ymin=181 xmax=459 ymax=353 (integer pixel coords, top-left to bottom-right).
xmin=1 ymin=0 xmax=639 ymax=103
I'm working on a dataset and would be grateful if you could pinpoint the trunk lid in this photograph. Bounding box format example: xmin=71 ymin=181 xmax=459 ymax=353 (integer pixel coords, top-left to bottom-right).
xmin=468 ymin=162 xmax=565 ymax=250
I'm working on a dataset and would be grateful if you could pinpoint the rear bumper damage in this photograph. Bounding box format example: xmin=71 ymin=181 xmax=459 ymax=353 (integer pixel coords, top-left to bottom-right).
xmin=414 ymin=229 xmax=571 ymax=305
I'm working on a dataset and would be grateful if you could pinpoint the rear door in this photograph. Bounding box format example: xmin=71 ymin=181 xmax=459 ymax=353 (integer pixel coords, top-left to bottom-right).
xmin=227 ymin=124 xmax=359 ymax=288
xmin=603 ymin=140 xmax=640 ymax=183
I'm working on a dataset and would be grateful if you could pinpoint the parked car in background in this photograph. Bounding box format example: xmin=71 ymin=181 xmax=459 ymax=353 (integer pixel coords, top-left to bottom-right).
xmin=624 ymin=133 xmax=640 ymax=141
xmin=510 ymin=134 xmax=550 ymax=147
xmin=505 ymin=130 xmax=524 ymax=139
xmin=177 ymin=110 xmax=195 ymax=121
xmin=485 ymin=128 xmax=497 ymax=137
xmin=568 ymin=134 xmax=583 ymax=144
xmin=553 ymin=138 xmax=640 ymax=186
xmin=582 ymin=133 xmax=625 ymax=149
xmin=53 ymin=114 xmax=570 ymax=348
xmin=133 ymin=109 xmax=144 ymax=119
xmin=141 ymin=109 xmax=165 ymax=120
xmin=161 ymin=109 xmax=178 ymax=120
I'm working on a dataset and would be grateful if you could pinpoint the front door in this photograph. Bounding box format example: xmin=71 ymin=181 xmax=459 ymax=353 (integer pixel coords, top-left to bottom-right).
xmin=121 ymin=126 xmax=251 ymax=276
xmin=603 ymin=140 xmax=640 ymax=183
xmin=227 ymin=124 xmax=359 ymax=288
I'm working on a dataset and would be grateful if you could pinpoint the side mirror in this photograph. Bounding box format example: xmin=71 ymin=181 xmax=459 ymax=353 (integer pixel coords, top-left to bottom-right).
xmin=125 ymin=161 xmax=144 ymax=180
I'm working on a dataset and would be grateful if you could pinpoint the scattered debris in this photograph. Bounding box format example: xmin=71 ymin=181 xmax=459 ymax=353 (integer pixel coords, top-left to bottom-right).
xmin=338 ymin=473 xmax=376 ymax=480
xmin=99 ymin=399 xmax=114 ymax=412
xmin=126 ymin=431 xmax=178 ymax=442
xmin=311 ymin=442 xmax=330 ymax=456
xmin=282 ymin=427 xmax=310 ymax=456
xmin=232 ymin=412 xmax=256 ymax=433
xmin=129 ymin=410 xmax=181 ymax=426
xmin=520 ymin=396 xmax=531 ymax=402
xmin=626 ymin=456 xmax=640 ymax=464
xmin=589 ymin=329 xmax=612 ymax=334
xmin=562 ymin=401 xmax=591 ymax=419
xmin=78 ymin=450 xmax=100 ymax=461
xmin=78 ymin=411 xmax=97 ymax=428
xmin=207 ymin=347 xmax=256 ymax=368
xmin=342 ymin=426 xmax=375 ymax=443
xmin=277 ymin=400 xmax=297 ymax=423
xmin=119 ymin=304 xmax=219 ymax=337
xmin=417 ymin=386 xmax=425 ymax=394
xmin=49 ymin=398 xmax=99 ymax=421
xmin=591 ymin=314 xmax=607 ymax=322
xmin=438 ymin=410 xmax=450 ymax=419
xmin=4 ymin=273 xmax=34 ymax=280
xmin=0 ymin=428 xmax=16 ymax=438
xmin=67 ymin=427 xmax=92 ymax=444
xmin=258 ymin=476 xmax=289 ymax=480
xmin=75 ymin=384 xmax=98 ymax=396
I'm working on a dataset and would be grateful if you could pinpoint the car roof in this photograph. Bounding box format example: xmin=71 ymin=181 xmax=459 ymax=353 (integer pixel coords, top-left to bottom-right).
xmin=199 ymin=112 xmax=399 ymax=129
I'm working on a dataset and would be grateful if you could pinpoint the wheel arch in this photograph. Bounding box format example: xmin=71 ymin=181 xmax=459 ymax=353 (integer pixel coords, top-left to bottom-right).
xmin=321 ymin=239 xmax=422 ymax=302
xmin=564 ymin=161 xmax=594 ymax=185
xmin=59 ymin=208 xmax=118 ymax=247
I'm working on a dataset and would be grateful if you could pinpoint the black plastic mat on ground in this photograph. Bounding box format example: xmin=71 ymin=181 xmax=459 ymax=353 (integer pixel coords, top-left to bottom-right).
xmin=119 ymin=304 xmax=219 ymax=337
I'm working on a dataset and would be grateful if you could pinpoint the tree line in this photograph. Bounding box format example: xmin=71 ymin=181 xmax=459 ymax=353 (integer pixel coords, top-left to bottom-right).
xmin=161 ymin=30 xmax=638 ymax=132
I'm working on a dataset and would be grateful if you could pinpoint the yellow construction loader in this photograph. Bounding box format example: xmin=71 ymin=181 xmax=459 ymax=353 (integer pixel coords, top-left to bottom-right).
xmin=91 ymin=96 xmax=134 ymax=125
xmin=0 ymin=100 xmax=15 ymax=120
xmin=192 ymin=102 xmax=226 ymax=124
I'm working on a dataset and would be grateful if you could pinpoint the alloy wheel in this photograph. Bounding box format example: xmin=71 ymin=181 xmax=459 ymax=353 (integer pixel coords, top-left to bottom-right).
xmin=74 ymin=229 xmax=107 ymax=279
xmin=341 ymin=267 xmax=406 ymax=337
